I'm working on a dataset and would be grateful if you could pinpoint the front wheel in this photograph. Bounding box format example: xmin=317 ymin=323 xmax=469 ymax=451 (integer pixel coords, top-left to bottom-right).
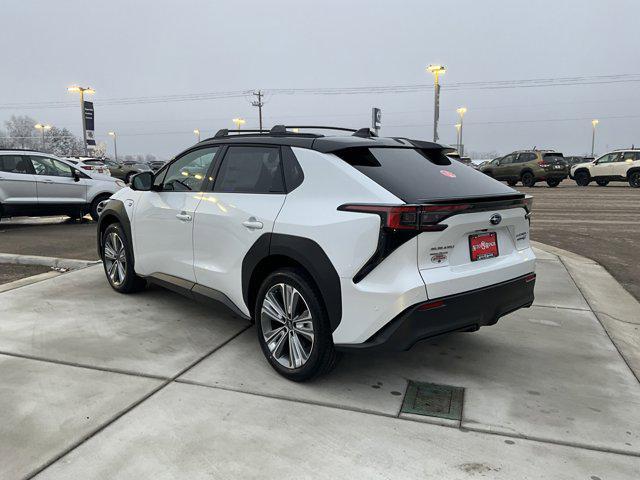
xmin=255 ymin=268 xmax=339 ymax=381
xmin=521 ymin=172 xmax=536 ymax=188
xmin=546 ymin=178 xmax=561 ymax=187
xmin=628 ymin=171 xmax=640 ymax=188
xmin=102 ymin=223 xmax=147 ymax=293
xmin=90 ymin=195 xmax=111 ymax=221
xmin=596 ymin=179 xmax=609 ymax=187
xmin=574 ymin=170 xmax=590 ymax=186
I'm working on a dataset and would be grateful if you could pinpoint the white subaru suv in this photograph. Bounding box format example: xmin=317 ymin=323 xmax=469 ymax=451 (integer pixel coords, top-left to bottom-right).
xmin=571 ymin=149 xmax=640 ymax=187
xmin=98 ymin=126 xmax=536 ymax=381
xmin=0 ymin=149 xmax=125 ymax=221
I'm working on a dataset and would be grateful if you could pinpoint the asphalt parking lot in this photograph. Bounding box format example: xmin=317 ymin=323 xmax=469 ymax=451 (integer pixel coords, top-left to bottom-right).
xmin=524 ymin=180 xmax=640 ymax=301
xmin=0 ymin=245 xmax=639 ymax=478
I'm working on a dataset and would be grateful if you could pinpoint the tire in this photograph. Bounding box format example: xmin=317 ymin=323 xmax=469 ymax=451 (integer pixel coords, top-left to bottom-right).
xmin=507 ymin=180 xmax=518 ymax=187
xmin=574 ymin=170 xmax=590 ymax=186
xmin=89 ymin=194 xmax=111 ymax=221
xmin=546 ymin=178 xmax=561 ymax=187
xmin=595 ymin=179 xmax=609 ymax=187
xmin=102 ymin=223 xmax=147 ymax=293
xmin=628 ymin=171 xmax=640 ymax=188
xmin=255 ymin=267 xmax=339 ymax=382
xmin=521 ymin=171 xmax=536 ymax=188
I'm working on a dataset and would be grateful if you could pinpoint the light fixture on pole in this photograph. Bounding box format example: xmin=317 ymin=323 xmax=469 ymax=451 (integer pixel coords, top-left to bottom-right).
xmin=426 ymin=64 xmax=446 ymax=142
xmin=108 ymin=131 xmax=118 ymax=161
xmin=456 ymin=107 xmax=467 ymax=156
xmin=67 ymin=85 xmax=95 ymax=155
xmin=591 ymin=119 xmax=599 ymax=156
xmin=232 ymin=118 xmax=246 ymax=130
xmin=455 ymin=123 xmax=462 ymax=151
xmin=193 ymin=129 xmax=201 ymax=142
xmin=34 ymin=123 xmax=51 ymax=151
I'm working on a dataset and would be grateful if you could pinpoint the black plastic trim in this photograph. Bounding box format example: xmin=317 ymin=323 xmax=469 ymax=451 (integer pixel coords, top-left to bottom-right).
xmin=336 ymin=273 xmax=536 ymax=352
xmin=241 ymin=233 xmax=342 ymax=332
xmin=96 ymin=199 xmax=133 ymax=264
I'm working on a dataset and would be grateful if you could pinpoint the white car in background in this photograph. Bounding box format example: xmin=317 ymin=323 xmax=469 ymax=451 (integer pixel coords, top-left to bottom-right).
xmin=63 ymin=156 xmax=111 ymax=176
xmin=571 ymin=149 xmax=640 ymax=188
xmin=0 ymin=150 xmax=125 ymax=221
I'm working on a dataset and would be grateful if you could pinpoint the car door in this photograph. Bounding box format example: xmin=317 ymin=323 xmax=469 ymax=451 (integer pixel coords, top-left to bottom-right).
xmin=591 ymin=153 xmax=617 ymax=177
xmin=133 ymin=146 xmax=219 ymax=282
xmin=193 ymin=145 xmax=287 ymax=315
xmin=29 ymin=156 xmax=87 ymax=208
xmin=495 ymin=154 xmax=516 ymax=179
xmin=617 ymin=152 xmax=636 ymax=178
xmin=0 ymin=155 xmax=38 ymax=215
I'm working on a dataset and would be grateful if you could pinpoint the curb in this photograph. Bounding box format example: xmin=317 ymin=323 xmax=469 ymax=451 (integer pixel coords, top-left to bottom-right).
xmin=0 ymin=253 xmax=99 ymax=270
xmin=0 ymin=270 xmax=62 ymax=293
xmin=532 ymin=241 xmax=640 ymax=383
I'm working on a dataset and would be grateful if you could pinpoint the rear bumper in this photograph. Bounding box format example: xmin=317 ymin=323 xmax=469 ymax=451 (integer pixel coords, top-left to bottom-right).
xmin=540 ymin=171 xmax=568 ymax=180
xmin=336 ymin=273 xmax=535 ymax=352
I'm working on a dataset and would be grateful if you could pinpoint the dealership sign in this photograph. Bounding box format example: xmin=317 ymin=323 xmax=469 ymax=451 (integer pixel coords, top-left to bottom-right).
xmin=84 ymin=101 xmax=96 ymax=148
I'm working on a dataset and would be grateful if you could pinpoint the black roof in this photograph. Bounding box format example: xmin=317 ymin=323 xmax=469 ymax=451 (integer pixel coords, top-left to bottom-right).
xmin=193 ymin=125 xmax=449 ymax=154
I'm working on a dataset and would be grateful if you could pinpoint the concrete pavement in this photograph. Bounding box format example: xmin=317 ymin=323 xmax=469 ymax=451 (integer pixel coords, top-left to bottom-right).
xmin=0 ymin=246 xmax=638 ymax=479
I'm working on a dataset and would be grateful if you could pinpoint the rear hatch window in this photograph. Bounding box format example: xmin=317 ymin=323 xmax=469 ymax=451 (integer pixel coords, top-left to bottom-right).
xmin=335 ymin=147 xmax=518 ymax=203
xmin=543 ymin=153 xmax=565 ymax=165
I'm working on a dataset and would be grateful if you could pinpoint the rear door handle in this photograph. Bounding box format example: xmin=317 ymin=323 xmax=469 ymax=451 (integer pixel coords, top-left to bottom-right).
xmin=42 ymin=179 xmax=53 ymax=183
xmin=242 ymin=218 xmax=263 ymax=230
xmin=176 ymin=212 xmax=192 ymax=222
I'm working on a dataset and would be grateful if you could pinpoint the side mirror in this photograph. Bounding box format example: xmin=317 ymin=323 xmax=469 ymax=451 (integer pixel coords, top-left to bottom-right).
xmin=72 ymin=170 xmax=81 ymax=182
xmin=131 ymin=171 xmax=154 ymax=191
xmin=495 ymin=160 xmax=501 ymax=166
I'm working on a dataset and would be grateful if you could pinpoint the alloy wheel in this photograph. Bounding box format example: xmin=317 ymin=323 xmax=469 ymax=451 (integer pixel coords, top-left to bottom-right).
xmin=630 ymin=172 xmax=640 ymax=188
xmin=103 ymin=232 xmax=127 ymax=286
xmin=96 ymin=199 xmax=109 ymax=217
xmin=260 ymin=283 xmax=315 ymax=369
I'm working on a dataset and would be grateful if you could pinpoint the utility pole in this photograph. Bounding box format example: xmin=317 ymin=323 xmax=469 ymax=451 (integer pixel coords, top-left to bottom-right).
xmin=591 ymin=119 xmax=599 ymax=156
xmin=34 ymin=123 xmax=51 ymax=151
xmin=427 ymin=65 xmax=446 ymax=142
xmin=252 ymin=90 xmax=264 ymax=130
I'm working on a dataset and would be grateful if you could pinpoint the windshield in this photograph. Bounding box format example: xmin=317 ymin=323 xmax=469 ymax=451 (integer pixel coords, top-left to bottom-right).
xmin=335 ymin=147 xmax=518 ymax=203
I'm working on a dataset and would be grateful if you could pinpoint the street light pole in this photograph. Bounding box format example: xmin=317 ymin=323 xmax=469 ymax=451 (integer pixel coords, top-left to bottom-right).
xmin=108 ymin=132 xmax=118 ymax=161
xmin=427 ymin=65 xmax=446 ymax=142
xmin=194 ymin=129 xmax=201 ymax=142
xmin=591 ymin=119 xmax=599 ymax=156
xmin=455 ymin=123 xmax=461 ymax=151
xmin=34 ymin=123 xmax=51 ymax=151
xmin=67 ymin=86 xmax=95 ymax=156
xmin=456 ymin=107 xmax=467 ymax=156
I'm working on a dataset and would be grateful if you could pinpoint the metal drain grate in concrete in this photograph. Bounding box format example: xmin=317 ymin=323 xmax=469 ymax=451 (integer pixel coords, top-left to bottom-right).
xmin=400 ymin=381 xmax=464 ymax=420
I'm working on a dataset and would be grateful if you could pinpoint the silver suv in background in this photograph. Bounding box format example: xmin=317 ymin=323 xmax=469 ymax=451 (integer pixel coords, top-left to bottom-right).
xmin=0 ymin=150 xmax=125 ymax=221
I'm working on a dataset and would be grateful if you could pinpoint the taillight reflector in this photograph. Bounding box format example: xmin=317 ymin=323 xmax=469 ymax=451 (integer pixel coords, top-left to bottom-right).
xmin=524 ymin=273 xmax=536 ymax=283
xmin=339 ymin=203 xmax=472 ymax=231
xmin=417 ymin=299 xmax=445 ymax=311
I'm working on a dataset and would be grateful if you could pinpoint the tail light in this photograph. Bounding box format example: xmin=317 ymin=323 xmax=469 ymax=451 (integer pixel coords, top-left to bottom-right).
xmin=538 ymin=160 xmax=549 ymax=167
xmin=338 ymin=203 xmax=472 ymax=232
xmin=523 ymin=195 xmax=533 ymax=213
xmin=81 ymin=165 xmax=93 ymax=170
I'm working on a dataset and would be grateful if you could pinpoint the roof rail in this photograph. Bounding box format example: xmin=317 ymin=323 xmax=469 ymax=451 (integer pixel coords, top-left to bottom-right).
xmin=280 ymin=125 xmax=358 ymax=133
xmin=352 ymin=127 xmax=377 ymax=138
xmin=213 ymin=128 xmax=269 ymax=138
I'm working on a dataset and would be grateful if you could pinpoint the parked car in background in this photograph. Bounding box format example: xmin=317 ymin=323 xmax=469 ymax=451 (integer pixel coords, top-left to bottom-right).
xmin=98 ymin=125 xmax=536 ymax=381
xmin=565 ymin=155 xmax=594 ymax=167
xmin=571 ymin=149 xmax=640 ymax=187
xmin=479 ymin=150 xmax=568 ymax=187
xmin=102 ymin=158 xmax=151 ymax=183
xmin=63 ymin=156 xmax=111 ymax=176
xmin=148 ymin=159 xmax=166 ymax=172
xmin=0 ymin=149 xmax=125 ymax=221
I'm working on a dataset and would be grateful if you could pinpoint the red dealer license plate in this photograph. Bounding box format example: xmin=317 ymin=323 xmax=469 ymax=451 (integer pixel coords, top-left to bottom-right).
xmin=469 ymin=232 xmax=499 ymax=262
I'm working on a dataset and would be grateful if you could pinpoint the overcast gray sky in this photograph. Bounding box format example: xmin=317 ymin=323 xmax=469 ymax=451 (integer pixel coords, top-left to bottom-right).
xmin=1 ymin=0 xmax=639 ymax=158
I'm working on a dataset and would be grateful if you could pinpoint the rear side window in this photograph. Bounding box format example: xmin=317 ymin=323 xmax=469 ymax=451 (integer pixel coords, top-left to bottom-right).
xmin=335 ymin=147 xmax=516 ymax=203
xmin=518 ymin=153 xmax=536 ymax=163
xmin=214 ymin=146 xmax=284 ymax=194
xmin=0 ymin=155 xmax=31 ymax=174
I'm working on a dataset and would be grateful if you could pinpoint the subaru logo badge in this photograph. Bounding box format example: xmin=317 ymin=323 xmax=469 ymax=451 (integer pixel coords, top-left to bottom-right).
xmin=490 ymin=213 xmax=502 ymax=225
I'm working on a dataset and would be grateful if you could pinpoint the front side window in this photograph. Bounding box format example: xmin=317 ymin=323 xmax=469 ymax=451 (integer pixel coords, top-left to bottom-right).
xmin=0 ymin=155 xmax=31 ymax=174
xmin=30 ymin=157 xmax=74 ymax=177
xmin=213 ymin=146 xmax=284 ymax=194
xmin=597 ymin=153 xmax=618 ymax=164
xmin=501 ymin=154 xmax=516 ymax=165
xmin=161 ymin=147 xmax=218 ymax=192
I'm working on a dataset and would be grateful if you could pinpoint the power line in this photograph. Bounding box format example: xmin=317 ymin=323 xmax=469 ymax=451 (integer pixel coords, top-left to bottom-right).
xmin=2 ymin=73 xmax=640 ymax=110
